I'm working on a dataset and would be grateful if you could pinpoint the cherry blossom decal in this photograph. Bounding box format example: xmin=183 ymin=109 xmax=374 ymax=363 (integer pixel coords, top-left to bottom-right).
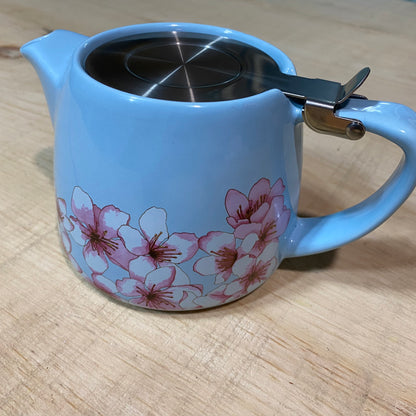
xmin=116 ymin=266 xmax=203 ymax=310
xmin=70 ymin=187 xmax=136 ymax=273
xmin=57 ymin=198 xmax=74 ymax=253
xmin=57 ymin=178 xmax=291 ymax=310
xmin=118 ymin=207 xmax=198 ymax=274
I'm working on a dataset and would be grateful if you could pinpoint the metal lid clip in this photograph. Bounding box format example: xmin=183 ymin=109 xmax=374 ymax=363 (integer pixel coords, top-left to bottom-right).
xmin=280 ymin=67 xmax=370 ymax=140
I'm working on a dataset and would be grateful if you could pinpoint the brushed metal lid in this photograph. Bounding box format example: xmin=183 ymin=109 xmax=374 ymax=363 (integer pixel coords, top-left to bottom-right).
xmin=85 ymin=31 xmax=283 ymax=102
xmin=84 ymin=30 xmax=370 ymax=139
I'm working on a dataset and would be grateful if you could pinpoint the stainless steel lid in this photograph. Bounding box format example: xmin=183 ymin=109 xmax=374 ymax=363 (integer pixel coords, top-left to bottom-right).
xmin=84 ymin=30 xmax=370 ymax=139
xmin=85 ymin=31 xmax=284 ymax=102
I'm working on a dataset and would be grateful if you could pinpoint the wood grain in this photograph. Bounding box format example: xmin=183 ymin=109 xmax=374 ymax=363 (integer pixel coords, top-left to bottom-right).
xmin=1 ymin=0 xmax=416 ymax=415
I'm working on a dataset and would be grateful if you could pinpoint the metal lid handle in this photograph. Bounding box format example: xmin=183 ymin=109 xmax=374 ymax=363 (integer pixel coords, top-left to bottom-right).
xmin=300 ymin=67 xmax=371 ymax=140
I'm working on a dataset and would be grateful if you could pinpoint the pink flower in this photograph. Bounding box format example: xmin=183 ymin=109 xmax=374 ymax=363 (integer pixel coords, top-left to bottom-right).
xmin=116 ymin=266 xmax=202 ymax=310
xmin=193 ymin=231 xmax=258 ymax=283
xmin=57 ymin=197 xmax=84 ymax=270
xmin=57 ymin=197 xmax=74 ymax=253
xmin=234 ymin=196 xmax=290 ymax=255
xmin=225 ymin=178 xmax=286 ymax=238
xmin=226 ymin=241 xmax=278 ymax=297
xmin=192 ymin=284 xmax=235 ymax=308
xmin=70 ymin=187 xmax=136 ymax=274
xmin=118 ymin=207 xmax=198 ymax=275
xmin=91 ymin=273 xmax=118 ymax=296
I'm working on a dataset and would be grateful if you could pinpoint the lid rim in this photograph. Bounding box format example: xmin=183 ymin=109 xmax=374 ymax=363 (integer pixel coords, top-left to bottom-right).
xmin=73 ymin=22 xmax=297 ymax=104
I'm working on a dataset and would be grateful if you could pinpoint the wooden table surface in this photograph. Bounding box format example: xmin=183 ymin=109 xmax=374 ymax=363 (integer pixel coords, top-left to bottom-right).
xmin=1 ymin=0 xmax=416 ymax=414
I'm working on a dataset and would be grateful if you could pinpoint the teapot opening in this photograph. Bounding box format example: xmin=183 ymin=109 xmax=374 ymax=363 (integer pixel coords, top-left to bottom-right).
xmin=84 ymin=31 xmax=282 ymax=102
xmin=82 ymin=26 xmax=370 ymax=139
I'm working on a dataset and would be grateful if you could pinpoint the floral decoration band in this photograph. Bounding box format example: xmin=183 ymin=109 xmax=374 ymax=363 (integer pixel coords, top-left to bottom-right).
xmin=57 ymin=178 xmax=291 ymax=310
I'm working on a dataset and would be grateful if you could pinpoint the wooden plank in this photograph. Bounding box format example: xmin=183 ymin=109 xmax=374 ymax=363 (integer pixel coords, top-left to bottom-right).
xmin=1 ymin=0 xmax=415 ymax=414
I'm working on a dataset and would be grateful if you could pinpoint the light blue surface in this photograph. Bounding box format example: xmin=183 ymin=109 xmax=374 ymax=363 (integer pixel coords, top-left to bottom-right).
xmin=286 ymin=99 xmax=416 ymax=257
xmin=21 ymin=23 xmax=416 ymax=310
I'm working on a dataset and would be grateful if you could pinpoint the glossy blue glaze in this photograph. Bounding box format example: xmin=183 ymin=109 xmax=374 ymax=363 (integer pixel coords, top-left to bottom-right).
xmin=21 ymin=23 xmax=416 ymax=310
xmin=21 ymin=30 xmax=88 ymax=121
xmin=286 ymin=99 xmax=416 ymax=257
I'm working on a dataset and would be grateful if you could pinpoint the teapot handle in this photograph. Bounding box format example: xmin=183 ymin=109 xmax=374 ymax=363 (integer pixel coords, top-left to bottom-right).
xmin=285 ymin=98 xmax=416 ymax=258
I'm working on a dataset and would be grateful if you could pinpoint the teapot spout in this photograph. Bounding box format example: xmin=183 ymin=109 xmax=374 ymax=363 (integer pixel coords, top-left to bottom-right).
xmin=21 ymin=30 xmax=88 ymax=123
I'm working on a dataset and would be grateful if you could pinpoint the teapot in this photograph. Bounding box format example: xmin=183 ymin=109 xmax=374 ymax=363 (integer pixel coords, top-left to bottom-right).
xmin=21 ymin=23 xmax=416 ymax=311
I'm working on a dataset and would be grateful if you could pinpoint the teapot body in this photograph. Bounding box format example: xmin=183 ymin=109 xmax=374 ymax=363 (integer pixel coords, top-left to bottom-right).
xmin=23 ymin=23 xmax=302 ymax=310
xmin=53 ymin=24 xmax=303 ymax=310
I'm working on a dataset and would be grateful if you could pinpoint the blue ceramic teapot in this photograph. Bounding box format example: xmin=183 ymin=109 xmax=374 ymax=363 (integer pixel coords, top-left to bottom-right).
xmin=21 ymin=23 xmax=416 ymax=310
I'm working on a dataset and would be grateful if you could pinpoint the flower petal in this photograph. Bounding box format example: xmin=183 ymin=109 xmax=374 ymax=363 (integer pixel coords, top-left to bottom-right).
xmin=144 ymin=285 xmax=188 ymax=310
xmin=59 ymin=228 xmax=71 ymax=253
xmin=265 ymin=257 xmax=278 ymax=277
xmin=193 ymin=255 xmax=218 ymax=275
xmin=269 ymin=195 xmax=285 ymax=216
xmin=232 ymin=255 xmax=256 ymax=278
xmin=193 ymin=285 xmax=231 ymax=308
xmin=71 ymin=219 xmax=89 ymax=245
xmin=106 ymin=240 xmax=137 ymax=270
xmin=164 ymin=285 xmax=203 ymax=310
xmin=248 ymin=178 xmax=270 ymax=204
xmin=226 ymin=217 xmax=237 ymax=228
xmin=57 ymin=198 xmax=74 ymax=231
xmin=93 ymin=205 xmax=101 ymax=228
xmin=92 ymin=273 xmax=118 ymax=294
xmin=234 ymin=222 xmax=262 ymax=240
xmin=62 ymin=216 xmax=74 ymax=232
xmin=225 ymin=189 xmax=249 ymax=220
xmin=57 ymin=197 xmax=67 ymax=216
xmin=177 ymin=284 xmax=203 ymax=297
xmin=250 ymin=202 xmax=270 ymax=223
xmin=71 ymin=187 xmax=95 ymax=226
xmin=98 ymin=205 xmax=130 ymax=239
xmin=118 ymin=225 xmax=149 ymax=256
xmin=129 ymin=297 xmax=147 ymax=307
xmin=270 ymin=178 xmax=285 ymax=197
xmin=192 ymin=296 xmax=213 ymax=308
xmin=214 ymin=269 xmax=232 ymax=284
xmin=198 ymin=231 xmax=235 ymax=254
xmin=167 ymin=286 xmax=189 ymax=303
xmin=240 ymin=233 xmax=259 ymax=254
xmin=139 ymin=207 xmax=168 ymax=243
xmin=178 ymin=291 xmax=200 ymax=310
xmin=226 ymin=217 xmax=249 ymax=229
xmin=171 ymin=266 xmax=192 ymax=285
xmin=245 ymin=278 xmax=265 ymax=294
xmin=145 ymin=266 xmax=176 ymax=290
xmin=258 ymin=241 xmax=279 ymax=263
xmin=164 ymin=232 xmax=198 ymax=263
xmin=224 ymin=280 xmax=245 ymax=297
xmin=177 ymin=283 xmax=203 ymax=303
xmin=116 ymin=277 xmax=141 ymax=297
xmin=129 ymin=256 xmax=156 ymax=281
xmin=257 ymin=200 xmax=290 ymax=243
xmin=83 ymin=243 xmax=108 ymax=273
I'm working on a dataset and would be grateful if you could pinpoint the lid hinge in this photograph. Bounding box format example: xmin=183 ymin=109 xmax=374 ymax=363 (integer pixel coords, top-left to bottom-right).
xmin=303 ymin=94 xmax=367 ymax=140
xmin=279 ymin=67 xmax=370 ymax=140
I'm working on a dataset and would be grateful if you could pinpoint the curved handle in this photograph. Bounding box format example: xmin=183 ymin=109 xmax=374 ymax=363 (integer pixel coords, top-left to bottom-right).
xmin=285 ymin=98 xmax=416 ymax=258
